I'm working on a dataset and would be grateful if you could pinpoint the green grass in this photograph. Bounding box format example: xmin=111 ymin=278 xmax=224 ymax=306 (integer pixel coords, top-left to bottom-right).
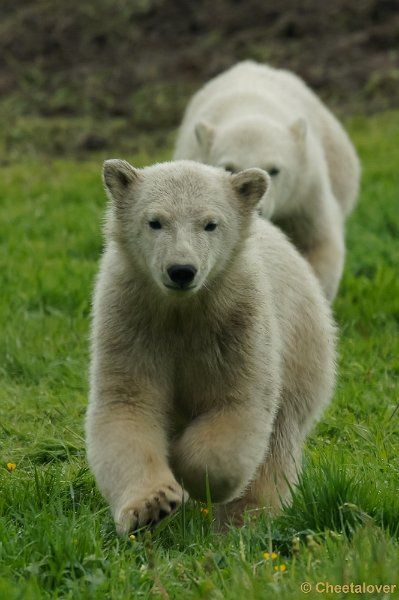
xmin=1 ymin=112 xmax=398 ymax=599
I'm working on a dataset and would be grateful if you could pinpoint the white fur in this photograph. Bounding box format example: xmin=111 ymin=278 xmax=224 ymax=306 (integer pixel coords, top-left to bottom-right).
xmin=174 ymin=61 xmax=361 ymax=301
xmin=86 ymin=159 xmax=336 ymax=534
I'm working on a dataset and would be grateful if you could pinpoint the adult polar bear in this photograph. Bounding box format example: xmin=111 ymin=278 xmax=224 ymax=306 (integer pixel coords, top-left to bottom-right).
xmin=174 ymin=61 xmax=360 ymax=302
xmin=86 ymin=159 xmax=335 ymax=534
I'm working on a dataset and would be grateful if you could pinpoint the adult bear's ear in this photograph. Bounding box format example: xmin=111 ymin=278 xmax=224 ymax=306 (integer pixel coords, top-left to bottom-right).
xmin=195 ymin=121 xmax=214 ymax=152
xmin=290 ymin=118 xmax=307 ymax=143
xmin=231 ymin=168 xmax=270 ymax=211
xmin=102 ymin=159 xmax=143 ymax=207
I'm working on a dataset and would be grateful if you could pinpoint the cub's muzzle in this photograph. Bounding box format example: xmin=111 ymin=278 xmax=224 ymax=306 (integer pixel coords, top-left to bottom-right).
xmin=166 ymin=264 xmax=198 ymax=289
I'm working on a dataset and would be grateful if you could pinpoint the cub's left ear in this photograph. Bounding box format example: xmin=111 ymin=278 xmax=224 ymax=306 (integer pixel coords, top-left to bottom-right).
xmin=102 ymin=159 xmax=142 ymax=206
xmin=231 ymin=168 xmax=270 ymax=211
xmin=290 ymin=117 xmax=307 ymax=143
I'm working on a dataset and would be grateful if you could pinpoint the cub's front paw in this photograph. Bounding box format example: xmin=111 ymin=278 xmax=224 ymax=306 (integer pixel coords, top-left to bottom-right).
xmin=115 ymin=481 xmax=188 ymax=535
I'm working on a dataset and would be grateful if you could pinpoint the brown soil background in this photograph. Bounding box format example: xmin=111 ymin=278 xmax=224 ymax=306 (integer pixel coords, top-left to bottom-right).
xmin=1 ymin=0 xmax=398 ymax=154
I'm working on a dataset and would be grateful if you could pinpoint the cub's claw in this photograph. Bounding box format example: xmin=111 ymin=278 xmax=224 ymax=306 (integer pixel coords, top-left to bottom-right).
xmin=116 ymin=481 xmax=188 ymax=535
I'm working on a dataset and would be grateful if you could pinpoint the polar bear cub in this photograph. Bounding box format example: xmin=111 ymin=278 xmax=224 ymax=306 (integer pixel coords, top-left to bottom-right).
xmin=174 ymin=61 xmax=361 ymax=301
xmin=86 ymin=159 xmax=336 ymax=534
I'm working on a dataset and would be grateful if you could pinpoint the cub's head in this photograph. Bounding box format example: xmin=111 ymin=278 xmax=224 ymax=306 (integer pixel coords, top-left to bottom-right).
xmin=195 ymin=116 xmax=308 ymax=218
xmin=103 ymin=159 xmax=269 ymax=297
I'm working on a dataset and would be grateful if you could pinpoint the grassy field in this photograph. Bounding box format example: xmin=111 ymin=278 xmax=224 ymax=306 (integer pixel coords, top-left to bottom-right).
xmin=0 ymin=111 xmax=398 ymax=599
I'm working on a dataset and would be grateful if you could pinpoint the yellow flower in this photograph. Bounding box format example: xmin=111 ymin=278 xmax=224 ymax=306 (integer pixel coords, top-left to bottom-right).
xmin=200 ymin=507 xmax=209 ymax=516
xmin=263 ymin=551 xmax=278 ymax=560
xmin=129 ymin=534 xmax=136 ymax=541
xmin=274 ymin=564 xmax=287 ymax=572
xmin=6 ymin=463 xmax=16 ymax=471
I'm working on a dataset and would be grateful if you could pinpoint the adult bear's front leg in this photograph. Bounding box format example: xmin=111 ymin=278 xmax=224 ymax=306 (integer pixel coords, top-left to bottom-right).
xmin=305 ymin=228 xmax=345 ymax=302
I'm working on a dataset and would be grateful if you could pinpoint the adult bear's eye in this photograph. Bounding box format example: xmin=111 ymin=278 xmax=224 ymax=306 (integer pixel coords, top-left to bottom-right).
xmin=268 ymin=167 xmax=280 ymax=177
xmin=148 ymin=219 xmax=162 ymax=230
xmin=224 ymin=164 xmax=237 ymax=174
xmin=204 ymin=222 xmax=218 ymax=231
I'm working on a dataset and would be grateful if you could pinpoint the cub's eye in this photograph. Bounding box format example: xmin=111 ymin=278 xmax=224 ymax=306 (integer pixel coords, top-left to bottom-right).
xmin=204 ymin=222 xmax=218 ymax=232
xmin=224 ymin=164 xmax=237 ymax=174
xmin=148 ymin=219 xmax=162 ymax=230
xmin=268 ymin=167 xmax=280 ymax=177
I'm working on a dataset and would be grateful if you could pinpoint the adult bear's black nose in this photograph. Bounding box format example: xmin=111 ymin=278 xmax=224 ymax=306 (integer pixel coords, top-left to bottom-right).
xmin=167 ymin=264 xmax=197 ymax=288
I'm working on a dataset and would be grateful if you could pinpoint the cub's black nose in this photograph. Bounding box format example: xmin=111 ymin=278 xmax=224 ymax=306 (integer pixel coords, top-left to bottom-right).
xmin=167 ymin=264 xmax=197 ymax=288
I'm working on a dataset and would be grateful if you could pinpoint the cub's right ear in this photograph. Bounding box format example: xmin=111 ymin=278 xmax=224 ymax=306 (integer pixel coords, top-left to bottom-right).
xmin=102 ymin=159 xmax=142 ymax=206
xmin=231 ymin=168 xmax=270 ymax=212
